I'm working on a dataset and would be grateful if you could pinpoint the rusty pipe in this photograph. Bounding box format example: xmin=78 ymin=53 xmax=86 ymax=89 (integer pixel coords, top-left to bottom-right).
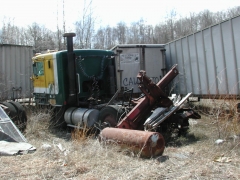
xmin=99 ymin=128 xmax=165 ymax=158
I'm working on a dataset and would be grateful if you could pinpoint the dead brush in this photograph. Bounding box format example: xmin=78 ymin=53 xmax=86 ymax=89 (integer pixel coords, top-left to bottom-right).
xmin=71 ymin=125 xmax=96 ymax=143
xmin=212 ymin=95 xmax=240 ymax=138
xmin=24 ymin=106 xmax=52 ymax=138
xmin=193 ymin=94 xmax=240 ymax=139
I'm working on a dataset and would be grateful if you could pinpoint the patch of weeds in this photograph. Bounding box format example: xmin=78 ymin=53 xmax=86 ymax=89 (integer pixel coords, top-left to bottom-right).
xmin=71 ymin=126 xmax=97 ymax=143
xmin=165 ymin=132 xmax=200 ymax=147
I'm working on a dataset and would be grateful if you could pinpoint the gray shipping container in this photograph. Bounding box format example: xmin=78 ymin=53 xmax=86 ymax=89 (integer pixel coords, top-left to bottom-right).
xmin=165 ymin=15 xmax=240 ymax=97
xmin=0 ymin=44 xmax=33 ymax=100
xmin=111 ymin=44 xmax=166 ymax=93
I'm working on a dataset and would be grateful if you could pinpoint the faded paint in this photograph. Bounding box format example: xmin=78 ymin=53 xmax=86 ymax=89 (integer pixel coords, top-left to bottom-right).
xmin=99 ymin=127 xmax=165 ymax=158
xmin=111 ymin=44 xmax=166 ymax=93
xmin=165 ymin=15 xmax=240 ymax=97
xmin=0 ymin=44 xmax=33 ymax=100
xmin=32 ymin=53 xmax=57 ymax=94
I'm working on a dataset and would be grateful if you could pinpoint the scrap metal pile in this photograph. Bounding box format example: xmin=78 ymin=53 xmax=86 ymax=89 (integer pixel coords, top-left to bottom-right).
xmin=0 ymin=103 xmax=35 ymax=156
xmin=99 ymin=65 xmax=201 ymax=157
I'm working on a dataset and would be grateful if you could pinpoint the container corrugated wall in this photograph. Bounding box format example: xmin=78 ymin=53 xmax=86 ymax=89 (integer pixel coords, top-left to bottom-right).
xmin=0 ymin=45 xmax=33 ymax=100
xmin=111 ymin=44 xmax=166 ymax=93
xmin=165 ymin=15 xmax=240 ymax=97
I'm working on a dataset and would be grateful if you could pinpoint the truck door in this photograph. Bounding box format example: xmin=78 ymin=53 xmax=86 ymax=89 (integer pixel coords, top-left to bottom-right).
xmin=32 ymin=55 xmax=54 ymax=94
xmin=33 ymin=59 xmax=46 ymax=93
xmin=44 ymin=57 xmax=54 ymax=95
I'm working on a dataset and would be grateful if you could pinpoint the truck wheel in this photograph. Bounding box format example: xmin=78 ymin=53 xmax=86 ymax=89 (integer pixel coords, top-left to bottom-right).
xmin=0 ymin=102 xmax=26 ymax=131
xmin=98 ymin=105 xmax=124 ymax=127
xmin=9 ymin=101 xmax=27 ymax=131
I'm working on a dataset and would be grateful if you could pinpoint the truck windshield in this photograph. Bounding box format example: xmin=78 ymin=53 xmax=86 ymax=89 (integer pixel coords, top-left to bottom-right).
xmin=33 ymin=62 xmax=44 ymax=76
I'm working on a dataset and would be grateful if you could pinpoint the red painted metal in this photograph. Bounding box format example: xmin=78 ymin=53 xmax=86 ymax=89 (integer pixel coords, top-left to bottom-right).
xmin=116 ymin=65 xmax=179 ymax=129
xmin=99 ymin=127 xmax=165 ymax=158
xmin=157 ymin=64 xmax=179 ymax=88
xmin=116 ymin=97 xmax=150 ymax=129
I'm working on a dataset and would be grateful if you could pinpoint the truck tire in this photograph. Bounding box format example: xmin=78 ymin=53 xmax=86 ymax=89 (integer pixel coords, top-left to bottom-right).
xmin=0 ymin=102 xmax=26 ymax=131
xmin=98 ymin=105 xmax=124 ymax=127
xmin=9 ymin=101 xmax=27 ymax=131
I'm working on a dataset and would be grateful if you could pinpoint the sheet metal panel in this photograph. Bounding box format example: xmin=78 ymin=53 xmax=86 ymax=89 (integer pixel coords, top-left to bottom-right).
xmin=112 ymin=44 xmax=165 ymax=93
xmin=144 ymin=48 xmax=165 ymax=83
xmin=177 ymin=40 xmax=186 ymax=95
xmin=203 ymin=28 xmax=218 ymax=95
xmin=119 ymin=51 xmax=141 ymax=91
xmin=0 ymin=45 xmax=33 ymax=100
xmin=233 ymin=16 xmax=240 ymax=91
xmin=167 ymin=42 xmax=180 ymax=94
xmin=211 ymin=25 xmax=228 ymax=94
xmin=195 ymin=32 xmax=209 ymax=95
xmin=222 ymin=20 xmax=239 ymax=94
xmin=0 ymin=106 xmax=27 ymax=142
xmin=165 ymin=15 xmax=240 ymax=96
xmin=181 ymin=37 xmax=192 ymax=95
xmin=189 ymin=34 xmax=200 ymax=94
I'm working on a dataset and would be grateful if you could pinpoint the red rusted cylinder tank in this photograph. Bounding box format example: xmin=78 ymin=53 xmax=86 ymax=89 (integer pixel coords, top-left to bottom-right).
xmin=99 ymin=128 xmax=165 ymax=158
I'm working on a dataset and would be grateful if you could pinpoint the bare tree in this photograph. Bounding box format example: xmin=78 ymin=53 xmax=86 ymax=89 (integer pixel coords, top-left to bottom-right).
xmin=127 ymin=19 xmax=154 ymax=44
xmin=0 ymin=19 xmax=18 ymax=44
xmin=144 ymin=25 xmax=154 ymax=44
xmin=128 ymin=22 xmax=140 ymax=44
xmin=1 ymin=5 xmax=239 ymax=51
xmin=115 ymin=22 xmax=127 ymax=44
xmin=28 ymin=23 xmax=56 ymax=53
xmin=75 ymin=0 xmax=95 ymax=49
xmin=93 ymin=27 xmax=105 ymax=49
xmin=199 ymin=10 xmax=215 ymax=29
xmin=226 ymin=6 xmax=240 ymax=18
xmin=166 ymin=10 xmax=177 ymax=41
xmin=105 ymin=26 xmax=116 ymax=49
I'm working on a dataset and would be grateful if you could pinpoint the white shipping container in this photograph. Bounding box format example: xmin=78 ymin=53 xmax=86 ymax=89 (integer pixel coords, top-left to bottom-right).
xmin=165 ymin=15 xmax=240 ymax=97
xmin=0 ymin=44 xmax=33 ymax=100
xmin=111 ymin=44 xmax=166 ymax=93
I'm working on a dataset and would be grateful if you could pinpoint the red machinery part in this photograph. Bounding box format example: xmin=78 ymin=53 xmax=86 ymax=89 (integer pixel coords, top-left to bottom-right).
xmin=116 ymin=64 xmax=179 ymax=129
xmin=99 ymin=128 xmax=165 ymax=158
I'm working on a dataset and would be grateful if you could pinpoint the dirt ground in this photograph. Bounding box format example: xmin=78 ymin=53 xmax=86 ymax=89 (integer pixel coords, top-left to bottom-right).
xmin=0 ymin=105 xmax=240 ymax=180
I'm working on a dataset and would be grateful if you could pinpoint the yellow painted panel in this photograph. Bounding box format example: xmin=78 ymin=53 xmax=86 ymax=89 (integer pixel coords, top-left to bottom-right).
xmin=33 ymin=76 xmax=46 ymax=87
xmin=45 ymin=59 xmax=54 ymax=84
xmin=32 ymin=53 xmax=55 ymax=88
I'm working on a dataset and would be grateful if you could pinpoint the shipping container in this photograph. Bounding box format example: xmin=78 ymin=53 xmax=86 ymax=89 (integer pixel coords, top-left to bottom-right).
xmin=111 ymin=44 xmax=166 ymax=93
xmin=165 ymin=15 xmax=240 ymax=97
xmin=0 ymin=44 xmax=33 ymax=100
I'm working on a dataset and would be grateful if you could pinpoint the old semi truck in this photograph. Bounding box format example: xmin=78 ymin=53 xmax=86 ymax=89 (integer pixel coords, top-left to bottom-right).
xmin=31 ymin=33 xmax=200 ymax=157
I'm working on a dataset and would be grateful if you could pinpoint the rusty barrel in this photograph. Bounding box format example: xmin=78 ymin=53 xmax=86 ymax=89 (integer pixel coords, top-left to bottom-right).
xmin=99 ymin=128 xmax=165 ymax=158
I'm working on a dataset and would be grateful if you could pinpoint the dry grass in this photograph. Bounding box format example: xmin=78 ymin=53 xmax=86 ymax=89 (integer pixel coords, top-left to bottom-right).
xmin=0 ymin=102 xmax=240 ymax=180
xmin=192 ymin=98 xmax=240 ymax=138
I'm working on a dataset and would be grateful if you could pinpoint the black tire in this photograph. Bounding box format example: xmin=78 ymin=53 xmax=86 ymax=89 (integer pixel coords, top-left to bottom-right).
xmin=9 ymin=101 xmax=27 ymax=131
xmin=98 ymin=105 xmax=124 ymax=127
xmin=0 ymin=102 xmax=18 ymax=114
xmin=0 ymin=102 xmax=22 ymax=130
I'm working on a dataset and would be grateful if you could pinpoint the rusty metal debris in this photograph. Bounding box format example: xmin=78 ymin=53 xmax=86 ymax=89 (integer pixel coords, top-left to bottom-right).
xmin=116 ymin=65 xmax=179 ymax=130
xmin=144 ymin=93 xmax=193 ymax=130
xmin=0 ymin=105 xmax=26 ymax=142
xmin=0 ymin=104 xmax=36 ymax=156
xmin=99 ymin=65 xmax=200 ymax=157
xmin=99 ymin=127 xmax=165 ymax=158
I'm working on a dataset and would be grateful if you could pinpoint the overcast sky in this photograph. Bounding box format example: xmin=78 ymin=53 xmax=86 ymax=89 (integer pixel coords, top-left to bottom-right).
xmin=0 ymin=0 xmax=239 ymax=31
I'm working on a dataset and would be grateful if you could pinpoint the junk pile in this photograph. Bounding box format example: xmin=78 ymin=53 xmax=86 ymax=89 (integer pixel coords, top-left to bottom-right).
xmin=0 ymin=104 xmax=35 ymax=156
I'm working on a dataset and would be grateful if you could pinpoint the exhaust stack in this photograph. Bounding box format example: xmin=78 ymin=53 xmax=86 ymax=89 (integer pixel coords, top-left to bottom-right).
xmin=63 ymin=33 xmax=77 ymax=106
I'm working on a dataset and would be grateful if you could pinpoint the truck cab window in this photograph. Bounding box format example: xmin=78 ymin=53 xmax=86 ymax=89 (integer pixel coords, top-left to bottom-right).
xmin=33 ymin=62 xmax=44 ymax=76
